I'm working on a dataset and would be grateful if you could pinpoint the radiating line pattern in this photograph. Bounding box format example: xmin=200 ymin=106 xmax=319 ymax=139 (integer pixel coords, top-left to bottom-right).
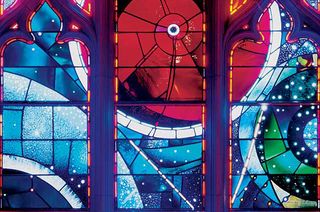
xmin=115 ymin=0 xmax=206 ymax=210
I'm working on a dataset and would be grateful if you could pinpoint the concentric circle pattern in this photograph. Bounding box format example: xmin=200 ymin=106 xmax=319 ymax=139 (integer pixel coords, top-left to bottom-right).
xmin=118 ymin=0 xmax=204 ymax=102
xmin=231 ymin=1 xmax=319 ymax=209
xmin=116 ymin=0 xmax=205 ymax=210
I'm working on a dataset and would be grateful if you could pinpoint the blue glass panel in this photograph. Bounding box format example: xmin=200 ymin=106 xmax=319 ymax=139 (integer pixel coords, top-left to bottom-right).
xmin=3 ymin=109 xmax=22 ymax=139
xmin=49 ymin=43 xmax=74 ymax=66
xmin=31 ymin=2 xmax=61 ymax=32
xmin=54 ymin=141 xmax=71 ymax=172
xmin=27 ymin=81 xmax=68 ymax=102
xmin=3 ymin=140 xmax=22 ymax=156
xmin=69 ymin=141 xmax=88 ymax=175
xmin=34 ymin=33 xmax=58 ymax=49
xmin=5 ymin=67 xmax=54 ymax=91
xmin=117 ymin=175 xmax=143 ymax=209
xmin=22 ymin=107 xmax=53 ymax=140
xmin=3 ymin=72 xmax=29 ymax=101
xmin=7 ymin=191 xmax=49 ymax=208
xmin=23 ymin=140 xmax=53 ymax=165
xmin=54 ymin=107 xmax=87 ymax=139
xmin=55 ymin=68 xmax=87 ymax=101
xmin=3 ymin=175 xmax=74 ymax=208
xmin=33 ymin=177 xmax=71 ymax=208
xmin=4 ymin=42 xmax=58 ymax=67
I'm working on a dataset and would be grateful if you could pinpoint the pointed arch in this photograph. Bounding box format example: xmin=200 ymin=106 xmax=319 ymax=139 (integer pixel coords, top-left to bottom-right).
xmin=227 ymin=0 xmax=320 ymax=209
xmin=114 ymin=0 xmax=206 ymax=210
xmin=0 ymin=0 xmax=93 ymax=209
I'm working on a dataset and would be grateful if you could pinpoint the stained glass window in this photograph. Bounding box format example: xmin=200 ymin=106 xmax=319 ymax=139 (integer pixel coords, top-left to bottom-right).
xmin=115 ymin=0 xmax=206 ymax=210
xmin=230 ymin=0 xmax=319 ymax=209
xmin=1 ymin=1 xmax=90 ymax=209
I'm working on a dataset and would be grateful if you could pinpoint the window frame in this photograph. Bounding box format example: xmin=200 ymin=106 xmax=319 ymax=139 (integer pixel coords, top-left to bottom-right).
xmin=3 ymin=0 xmax=320 ymax=211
